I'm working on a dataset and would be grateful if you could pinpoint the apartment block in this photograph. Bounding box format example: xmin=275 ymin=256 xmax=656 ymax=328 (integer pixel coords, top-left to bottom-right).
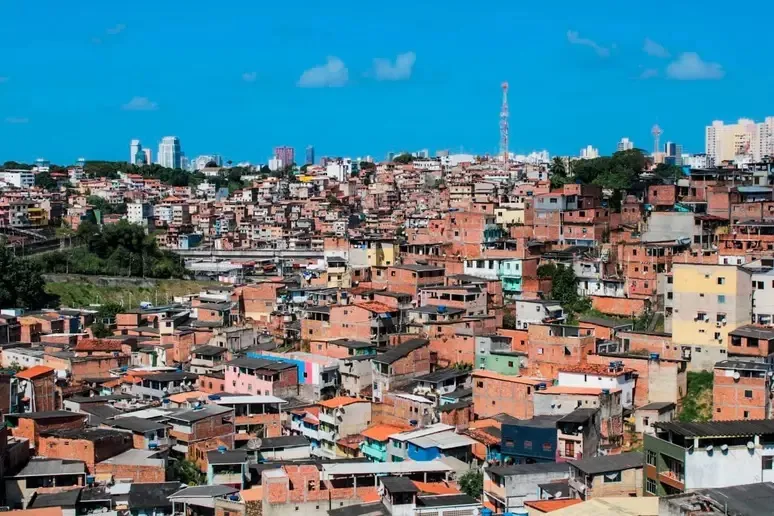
xmin=672 ymin=264 xmax=753 ymax=370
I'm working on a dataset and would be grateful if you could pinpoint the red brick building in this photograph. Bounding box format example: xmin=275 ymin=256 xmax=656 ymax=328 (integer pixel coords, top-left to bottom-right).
xmin=713 ymin=360 xmax=771 ymax=421
xmin=472 ymin=370 xmax=542 ymax=420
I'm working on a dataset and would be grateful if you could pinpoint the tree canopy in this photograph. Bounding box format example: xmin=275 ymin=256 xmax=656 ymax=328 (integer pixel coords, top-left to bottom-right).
xmin=0 ymin=245 xmax=54 ymax=309
xmin=393 ymin=153 xmax=414 ymax=164
xmin=538 ymin=262 xmax=591 ymax=316
xmin=33 ymin=220 xmax=185 ymax=278
xmin=458 ymin=470 xmax=483 ymax=499
xmin=34 ymin=171 xmax=59 ymax=191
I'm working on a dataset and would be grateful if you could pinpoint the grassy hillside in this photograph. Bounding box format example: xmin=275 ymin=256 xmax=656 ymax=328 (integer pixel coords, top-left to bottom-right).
xmin=46 ymin=279 xmax=215 ymax=309
xmin=678 ymin=371 xmax=713 ymax=422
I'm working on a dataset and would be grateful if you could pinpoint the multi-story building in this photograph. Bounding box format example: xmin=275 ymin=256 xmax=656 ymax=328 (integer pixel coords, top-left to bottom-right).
xmin=127 ymin=201 xmax=153 ymax=225
xmin=617 ymin=137 xmax=634 ymax=152
xmin=316 ymin=396 xmax=371 ymax=458
xmin=643 ymin=419 xmax=774 ymax=496
xmin=305 ymin=145 xmax=315 ymax=165
xmin=274 ymin=146 xmax=295 ymax=167
xmin=0 ymin=170 xmax=34 ymax=189
xmin=569 ymin=452 xmax=644 ymax=500
xmin=130 ymin=139 xmax=143 ymax=165
xmin=672 ymin=264 xmax=753 ymax=370
xmin=713 ymin=359 xmax=773 ymax=421
xmin=706 ymin=117 xmax=774 ymax=163
xmin=483 ymin=462 xmax=569 ymax=513
xmin=158 ymin=136 xmax=182 ymax=169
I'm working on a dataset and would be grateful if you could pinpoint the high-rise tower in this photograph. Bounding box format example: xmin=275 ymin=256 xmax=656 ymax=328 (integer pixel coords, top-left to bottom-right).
xmin=651 ymin=125 xmax=663 ymax=156
xmin=500 ymin=82 xmax=509 ymax=169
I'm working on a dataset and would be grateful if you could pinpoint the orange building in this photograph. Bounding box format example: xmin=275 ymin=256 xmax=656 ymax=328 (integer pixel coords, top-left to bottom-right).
xmin=713 ymin=360 xmax=772 ymax=421
xmin=471 ymin=370 xmax=543 ymax=420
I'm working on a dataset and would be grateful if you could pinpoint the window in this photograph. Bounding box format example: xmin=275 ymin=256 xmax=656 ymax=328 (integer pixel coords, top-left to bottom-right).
xmin=643 ymin=416 xmax=650 ymax=427
xmin=718 ymin=295 xmax=726 ymax=304
xmin=603 ymin=471 xmax=622 ymax=483
xmin=542 ymin=442 xmax=552 ymax=452
xmin=508 ymin=361 xmax=514 ymax=367
xmin=718 ymin=277 xmax=725 ymax=285
xmin=646 ymin=450 xmax=657 ymax=466
xmin=757 ymin=281 xmax=765 ymax=290
xmin=646 ymin=478 xmax=657 ymax=495
xmin=505 ymin=440 xmax=514 ymax=447
xmin=524 ymin=440 xmax=532 ymax=450
xmin=477 ymin=381 xmax=483 ymax=388
xmin=745 ymin=390 xmax=753 ymax=399
xmin=744 ymin=411 xmax=750 ymax=418
xmin=564 ymin=441 xmax=575 ymax=457
xmin=764 ymin=456 xmax=774 ymax=470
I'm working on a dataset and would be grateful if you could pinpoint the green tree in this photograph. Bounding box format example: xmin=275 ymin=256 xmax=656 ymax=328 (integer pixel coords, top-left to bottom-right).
xmin=87 ymin=196 xmax=126 ymax=215
xmin=549 ymin=157 xmax=570 ymax=189
xmin=502 ymin=311 xmax=516 ymax=329
xmin=167 ymin=459 xmax=205 ymax=486
xmin=539 ymin=263 xmax=591 ymax=315
xmin=458 ymin=470 xmax=483 ymax=499
xmin=90 ymin=321 xmax=113 ymax=338
xmin=3 ymin=161 xmax=34 ymax=170
xmin=652 ymin=163 xmax=684 ymax=183
xmin=359 ymin=161 xmax=376 ymax=171
xmin=393 ymin=153 xmax=413 ymax=164
xmin=0 ymin=246 xmax=53 ymax=309
xmin=35 ymin=171 xmax=59 ymax=191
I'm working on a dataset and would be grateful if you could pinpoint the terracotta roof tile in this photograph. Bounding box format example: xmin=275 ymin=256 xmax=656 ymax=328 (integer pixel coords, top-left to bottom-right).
xmin=16 ymin=365 xmax=55 ymax=380
xmin=523 ymin=498 xmax=582 ymax=512
xmin=361 ymin=424 xmax=407 ymax=442
xmin=317 ymin=396 xmax=362 ymax=409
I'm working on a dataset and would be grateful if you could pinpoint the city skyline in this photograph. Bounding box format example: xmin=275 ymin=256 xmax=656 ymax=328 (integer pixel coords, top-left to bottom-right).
xmin=1 ymin=1 xmax=772 ymax=163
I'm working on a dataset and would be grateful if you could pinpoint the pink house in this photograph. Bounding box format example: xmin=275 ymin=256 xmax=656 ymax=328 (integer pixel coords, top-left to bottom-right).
xmin=224 ymin=357 xmax=297 ymax=395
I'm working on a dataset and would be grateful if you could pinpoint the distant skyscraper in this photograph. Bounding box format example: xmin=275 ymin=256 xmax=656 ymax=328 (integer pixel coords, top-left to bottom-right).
xmin=142 ymin=149 xmax=152 ymax=166
xmin=706 ymin=117 xmax=774 ymax=163
xmin=617 ymin=137 xmax=634 ymax=152
xmin=130 ymin=140 xmax=142 ymax=165
xmin=158 ymin=136 xmax=182 ymax=169
xmin=180 ymin=153 xmax=189 ymax=171
xmin=305 ymin=145 xmax=315 ymax=165
xmin=580 ymin=145 xmax=599 ymax=159
xmin=274 ymin=146 xmax=295 ymax=167
xmin=664 ymin=141 xmax=683 ymax=166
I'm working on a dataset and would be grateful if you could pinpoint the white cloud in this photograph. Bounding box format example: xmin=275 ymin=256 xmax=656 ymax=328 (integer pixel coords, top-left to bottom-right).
xmin=298 ymin=57 xmax=348 ymax=88
xmin=122 ymin=96 xmax=159 ymax=111
xmin=666 ymin=52 xmax=725 ymax=80
xmin=567 ymin=30 xmax=610 ymax=57
xmin=242 ymin=72 xmax=257 ymax=82
xmin=640 ymin=68 xmax=659 ymax=79
xmin=5 ymin=117 xmax=28 ymax=124
xmin=373 ymin=51 xmax=416 ymax=81
xmin=643 ymin=38 xmax=670 ymax=58
xmin=106 ymin=24 xmax=126 ymax=35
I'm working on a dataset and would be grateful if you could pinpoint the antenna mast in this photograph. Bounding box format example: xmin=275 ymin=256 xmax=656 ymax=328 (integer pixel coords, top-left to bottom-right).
xmin=500 ymin=82 xmax=509 ymax=171
xmin=651 ymin=124 xmax=663 ymax=156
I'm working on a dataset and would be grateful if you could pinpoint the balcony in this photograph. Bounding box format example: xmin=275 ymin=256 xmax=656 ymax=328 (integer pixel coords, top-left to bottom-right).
xmin=318 ymin=411 xmax=337 ymax=425
xmin=361 ymin=442 xmax=387 ymax=462
xmin=658 ymin=469 xmax=685 ymax=489
xmin=318 ymin=428 xmax=337 ymax=442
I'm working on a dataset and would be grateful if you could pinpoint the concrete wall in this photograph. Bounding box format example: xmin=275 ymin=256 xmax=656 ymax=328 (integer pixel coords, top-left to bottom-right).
xmin=685 ymin=444 xmax=774 ymax=489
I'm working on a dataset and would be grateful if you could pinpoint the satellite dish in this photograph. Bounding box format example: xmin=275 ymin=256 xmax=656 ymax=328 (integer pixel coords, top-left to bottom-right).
xmin=246 ymin=438 xmax=262 ymax=451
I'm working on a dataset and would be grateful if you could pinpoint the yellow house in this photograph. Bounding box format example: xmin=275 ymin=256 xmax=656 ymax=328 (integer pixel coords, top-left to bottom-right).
xmin=672 ymin=264 xmax=752 ymax=370
xmin=495 ymin=207 xmax=525 ymax=226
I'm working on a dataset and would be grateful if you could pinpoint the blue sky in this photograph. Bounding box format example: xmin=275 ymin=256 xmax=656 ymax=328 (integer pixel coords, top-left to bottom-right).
xmin=1 ymin=0 xmax=772 ymax=165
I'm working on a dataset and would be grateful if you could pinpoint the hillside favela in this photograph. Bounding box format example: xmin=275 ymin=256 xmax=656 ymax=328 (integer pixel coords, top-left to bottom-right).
xmin=2 ymin=7 xmax=774 ymax=516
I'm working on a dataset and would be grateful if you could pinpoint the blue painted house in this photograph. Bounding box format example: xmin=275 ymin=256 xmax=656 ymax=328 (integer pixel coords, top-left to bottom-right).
xmin=501 ymin=415 xmax=561 ymax=464
xmin=406 ymin=429 xmax=476 ymax=463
